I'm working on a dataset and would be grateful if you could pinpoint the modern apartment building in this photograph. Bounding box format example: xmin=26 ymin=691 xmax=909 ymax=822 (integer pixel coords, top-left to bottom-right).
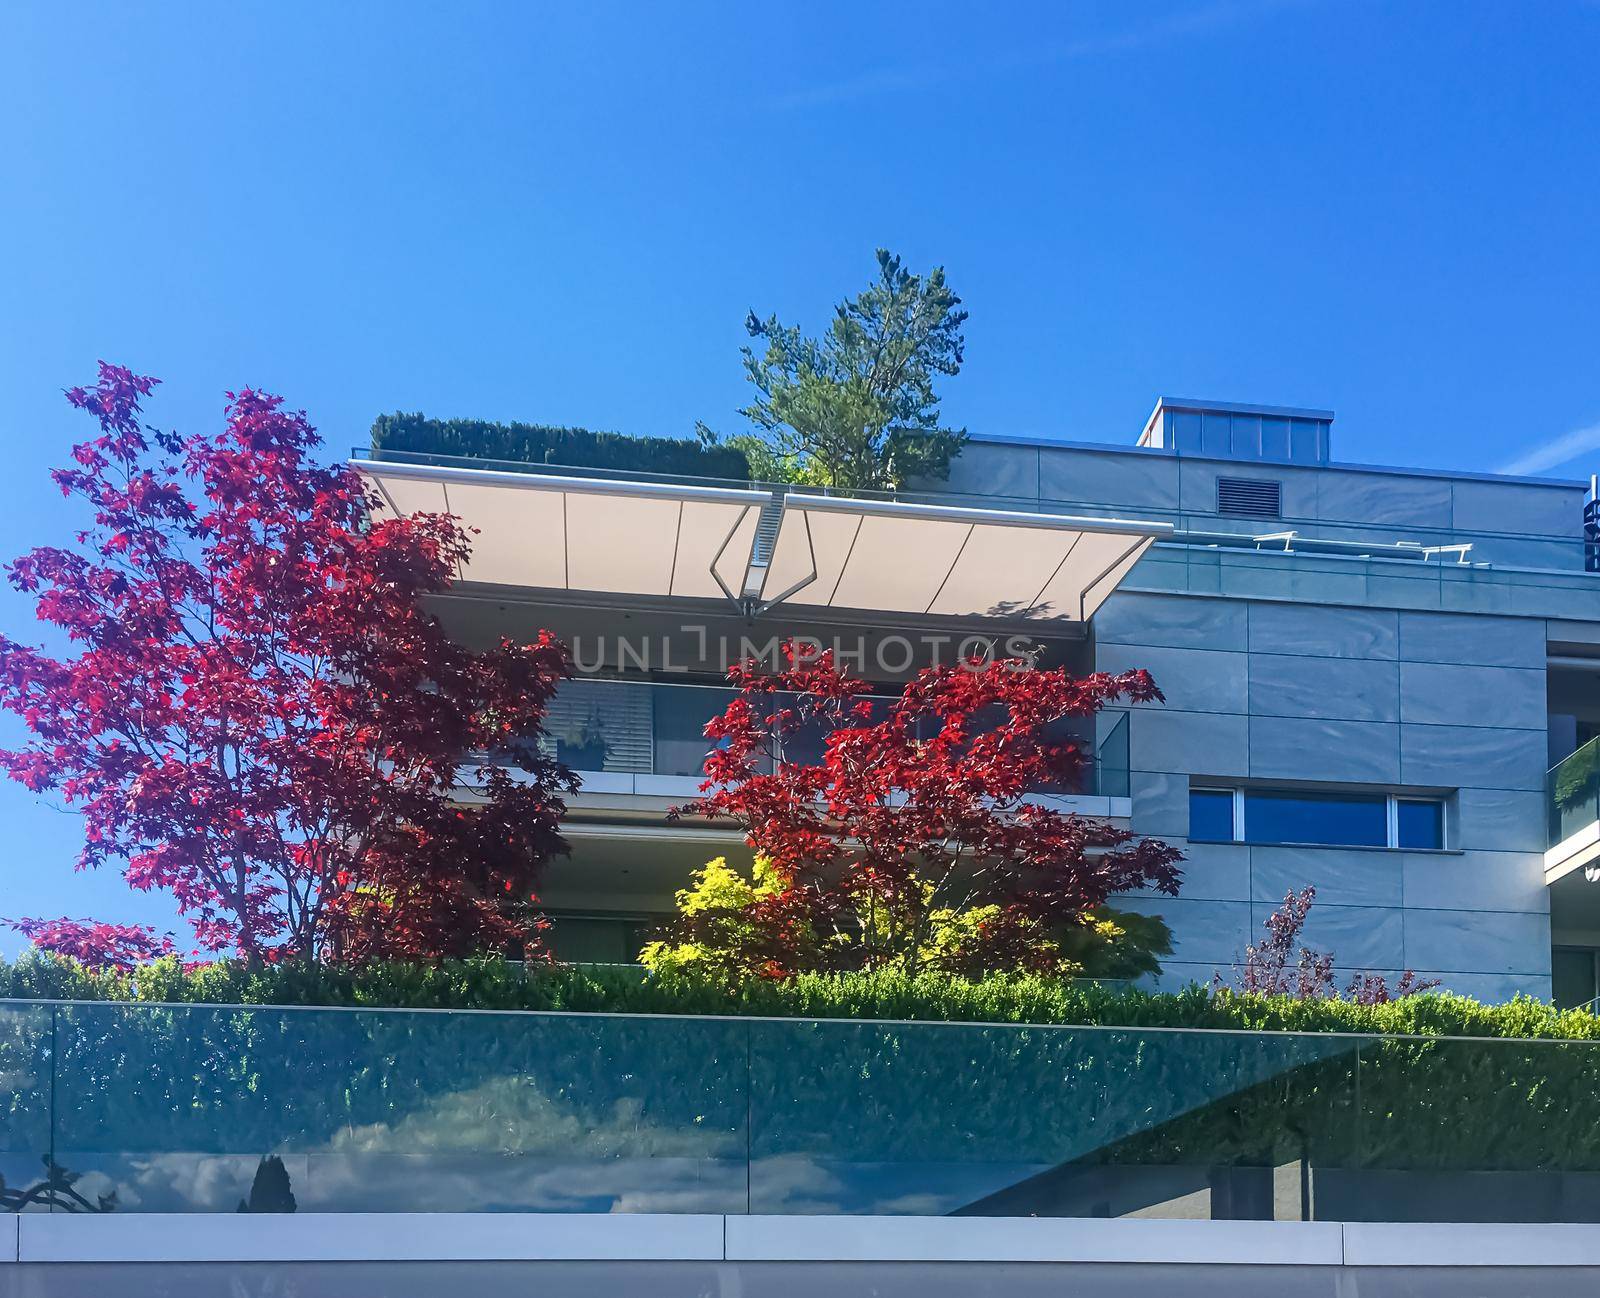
xmin=355 ymin=398 xmax=1600 ymax=1006
xmin=10 ymin=402 xmax=1600 ymax=1292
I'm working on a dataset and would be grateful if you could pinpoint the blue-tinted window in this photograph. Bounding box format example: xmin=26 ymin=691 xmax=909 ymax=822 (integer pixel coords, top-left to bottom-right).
xmin=1243 ymin=790 xmax=1387 ymax=847
xmin=1189 ymin=789 xmax=1235 ymax=842
xmin=1397 ymin=799 xmax=1444 ymax=850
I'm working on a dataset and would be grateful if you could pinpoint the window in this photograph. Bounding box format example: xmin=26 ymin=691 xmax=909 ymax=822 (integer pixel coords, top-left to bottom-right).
xmin=1396 ymin=799 xmax=1445 ymax=850
xmin=1189 ymin=786 xmax=1447 ymax=849
xmin=1189 ymin=789 xmax=1236 ymax=842
xmin=1245 ymin=790 xmax=1387 ymax=847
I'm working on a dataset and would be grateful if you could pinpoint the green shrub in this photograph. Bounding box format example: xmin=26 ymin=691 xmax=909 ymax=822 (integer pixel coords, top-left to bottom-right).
xmin=369 ymin=412 xmax=752 ymax=480
xmin=639 ymin=856 xmax=1176 ymax=986
xmin=3 ymin=954 xmax=1596 ymax=1040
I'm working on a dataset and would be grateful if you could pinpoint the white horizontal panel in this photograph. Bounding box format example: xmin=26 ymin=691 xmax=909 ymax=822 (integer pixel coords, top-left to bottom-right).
xmin=1081 ymin=536 xmax=1154 ymax=622
xmin=927 ymin=523 xmax=1076 ymax=618
xmin=1342 ymin=1222 xmax=1600 ymax=1268
xmin=677 ymin=500 xmax=759 ymax=599
xmin=18 ymin=1212 xmax=725 ymax=1262
xmin=355 ymin=461 xmax=1167 ymax=617
xmin=829 ymin=514 xmax=971 ymax=613
xmin=444 ymin=478 xmax=566 ymax=588
xmin=725 ymin=1215 xmax=1344 ymax=1265
xmin=367 ymin=473 xmax=448 ymax=519
xmin=764 ymin=507 xmax=862 ymax=605
xmin=1034 ymin=530 xmax=1145 ymax=622
xmin=767 ymin=497 xmax=1167 ymax=622
xmin=565 ymin=492 xmax=681 ymax=595
xmin=355 ymin=461 xmax=769 ymax=597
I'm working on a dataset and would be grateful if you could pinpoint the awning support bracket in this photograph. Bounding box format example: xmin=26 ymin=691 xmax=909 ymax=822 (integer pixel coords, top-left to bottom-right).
xmin=708 ymin=496 xmax=819 ymax=618
xmin=752 ymin=507 xmax=818 ymax=618
xmin=709 ymin=504 xmax=756 ymax=610
xmin=1078 ymin=536 xmax=1149 ymax=622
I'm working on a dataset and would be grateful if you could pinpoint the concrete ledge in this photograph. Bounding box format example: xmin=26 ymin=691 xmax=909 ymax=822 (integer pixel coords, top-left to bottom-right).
xmin=15 ymin=1213 xmax=724 ymax=1263
xmin=1020 ymin=793 xmax=1131 ymax=819
xmin=1546 ymin=821 xmax=1600 ymax=883
xmin=726 ymin=1216 xmax=1344 ymax=1265
xmin=1344 ymin=1223 xmax=1600 ymax=1268
xmin=563 ymin=785 xmax=1132 ymax=821
xmin=12 ymin=1214 xmax=1600 ymax=1268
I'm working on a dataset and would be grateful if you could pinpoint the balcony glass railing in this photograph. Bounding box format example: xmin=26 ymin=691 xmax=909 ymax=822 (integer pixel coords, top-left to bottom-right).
xmin=6 ymin=1000 xmax=1600 ymax=1220
xmin=1548 ymin=737 xmax=1600 ymax=848
xmin=539 ymin=676 xmax=1129 ymax=798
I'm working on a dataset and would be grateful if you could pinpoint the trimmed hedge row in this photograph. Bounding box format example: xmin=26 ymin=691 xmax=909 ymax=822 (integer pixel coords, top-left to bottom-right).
xmin=369 ymin=412 xmax=752 ymax=480
xmin=3 ymin=955 xmax=1597 ymax=1041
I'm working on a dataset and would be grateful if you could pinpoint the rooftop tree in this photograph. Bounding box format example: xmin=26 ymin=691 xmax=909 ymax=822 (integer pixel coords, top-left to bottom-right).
xmin=0 ymin=364 xmax=573 ymax=967
xmin=700 ymin=249 xmax=969 ymax=490
xmin=651 ymin=646 xmax=1184 ymax=981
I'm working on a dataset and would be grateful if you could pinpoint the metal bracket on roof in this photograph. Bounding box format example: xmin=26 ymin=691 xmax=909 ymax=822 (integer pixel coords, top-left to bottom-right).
xmin=1254 ymin=530 xmax=1298 ymax=552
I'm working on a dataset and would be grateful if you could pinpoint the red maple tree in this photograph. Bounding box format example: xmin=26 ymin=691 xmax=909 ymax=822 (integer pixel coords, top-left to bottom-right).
xmin=0 ymin=363 xmax=573 ymax=966
xmin=4 ymin=917 xmax=176 ymax=973
xmin=665 ymin=645 xmax=1184 ymax=978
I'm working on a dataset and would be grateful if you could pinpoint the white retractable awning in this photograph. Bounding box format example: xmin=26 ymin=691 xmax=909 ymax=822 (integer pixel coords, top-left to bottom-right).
xmin=356 ymin=460 xmax=767 ymax=601
xmin=758 ymin=495 xmax=1170 ymax=623
xmin=355 ymin=459 xmax=1170 ymax=624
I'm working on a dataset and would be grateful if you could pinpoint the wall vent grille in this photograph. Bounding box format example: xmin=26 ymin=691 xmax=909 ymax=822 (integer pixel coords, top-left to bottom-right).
xmin=1217 ymin=477 xmax=1283 ymax=519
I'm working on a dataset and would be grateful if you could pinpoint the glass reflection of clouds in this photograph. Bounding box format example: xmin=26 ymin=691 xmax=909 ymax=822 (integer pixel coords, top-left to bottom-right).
xmin=10 ymin=1001 xmax=1600 ymax=1222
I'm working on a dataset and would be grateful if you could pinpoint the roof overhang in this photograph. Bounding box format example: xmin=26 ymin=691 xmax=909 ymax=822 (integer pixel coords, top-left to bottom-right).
xmin=354 ymin=459 xmax=1171 ymax=626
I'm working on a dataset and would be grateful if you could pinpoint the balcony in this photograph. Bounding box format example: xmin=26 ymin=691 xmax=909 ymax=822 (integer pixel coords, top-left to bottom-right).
xmin=537 ymin=676 xmax=1131 ymax=804
xmin=1546 ymin=737 xmax=1600 ymax=881
xmin=5 ymin=999 xmax=1600 ymax=1222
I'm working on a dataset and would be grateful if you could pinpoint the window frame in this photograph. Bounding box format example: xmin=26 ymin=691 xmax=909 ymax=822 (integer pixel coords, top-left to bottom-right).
xmin=1189 ymin=785 xmax=1448 ymax=850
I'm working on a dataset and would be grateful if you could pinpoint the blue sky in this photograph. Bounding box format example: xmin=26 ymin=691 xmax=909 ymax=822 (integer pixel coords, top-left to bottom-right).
xmin=1 ymin=0 xmax=1597 ymax=945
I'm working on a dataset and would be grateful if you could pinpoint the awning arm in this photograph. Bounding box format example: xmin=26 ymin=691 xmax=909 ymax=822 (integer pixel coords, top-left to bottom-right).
xmin=1078 ymin=535 xmax=1154 ymax=622
xmin=754 ymin=506 xmax=818 ymax=616
xmin=708 ymin=504 xmax=757 ymax=608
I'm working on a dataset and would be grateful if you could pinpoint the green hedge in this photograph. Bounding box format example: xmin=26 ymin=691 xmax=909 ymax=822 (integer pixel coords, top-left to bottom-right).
xmin=369 ymin=412 xmax=752 ymax=480
xmin=3 ymin=954 xmax=1597 ymax=1040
